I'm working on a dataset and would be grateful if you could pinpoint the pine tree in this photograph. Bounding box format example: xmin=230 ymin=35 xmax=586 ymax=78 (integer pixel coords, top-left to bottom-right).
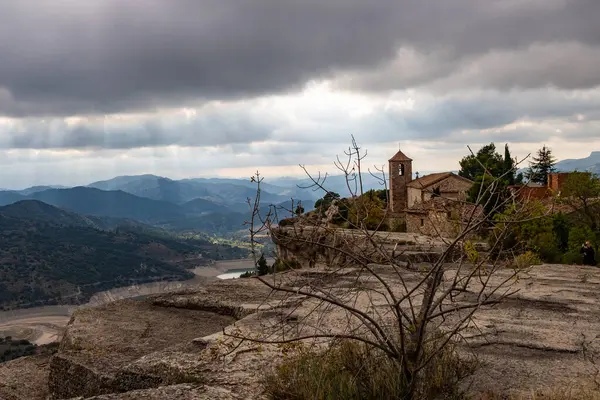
xmin=526 ymin=145 xmax=557 ymax=185
xmin=503 ymin=144 xmax=515 ymax=186
xmin=256 ymin=253 xmax=269 ymax=276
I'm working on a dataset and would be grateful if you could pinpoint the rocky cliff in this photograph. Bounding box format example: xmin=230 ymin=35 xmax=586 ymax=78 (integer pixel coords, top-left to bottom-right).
xmin=2 ymin=237 xmax=600 ymax=398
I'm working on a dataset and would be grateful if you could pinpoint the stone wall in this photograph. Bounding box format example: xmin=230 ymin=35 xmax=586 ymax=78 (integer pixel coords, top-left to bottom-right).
xmin=407 ymin=187 xmax=422 ymax=208
xmin=406 ymin=210 xmax=461 ymax=238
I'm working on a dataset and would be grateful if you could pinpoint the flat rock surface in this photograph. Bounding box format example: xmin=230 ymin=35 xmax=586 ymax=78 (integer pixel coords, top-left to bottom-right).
xmin=6 ymin=261 xmax=600 ymax=399
xmin=69 ymin=384 xmax=236 ymax=400
xmin=461 ymin=264 xmax=600 ymax=396
xmin=48 ymin=297 xmax=237 ymax=399
xmin=0 ymin=354 xmax=51 ymax=400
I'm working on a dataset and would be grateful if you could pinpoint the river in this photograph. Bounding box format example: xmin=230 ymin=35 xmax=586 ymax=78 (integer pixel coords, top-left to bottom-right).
xmin=0 ymin=259 xmax=263 ymax=345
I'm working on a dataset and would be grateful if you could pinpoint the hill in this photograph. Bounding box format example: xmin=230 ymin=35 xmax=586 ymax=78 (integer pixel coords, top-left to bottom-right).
xmin=0 ymin=200 xmax=111 ymax=230
xmin=0 ymin=201 xmax=249 ymax=310
xmin=0 ymin=200 xmax=175 ymax=234
xmin=179 ymin=198 xmax=231 ymax=214
xmin=88 ymin=174 xmax=296 ymax=205
xmin=555 ymin=151 xmax=600 ymax=174
xmin=0 ymin=191 xmax=27 ymax=206
xmin=269 ymin=174 xmax=388 ymax=198
xmin=26 ymin=187 xmax=185 ymax=223
xmin=15 ymin=185 xmax=69 ymax=196
xmin=0 ymin=187 xmax=314 ymax=236
xmin=179 ymin=177 xmax=316 ymax=202
xmin=88 ymin=174 xmax=210 ymax=205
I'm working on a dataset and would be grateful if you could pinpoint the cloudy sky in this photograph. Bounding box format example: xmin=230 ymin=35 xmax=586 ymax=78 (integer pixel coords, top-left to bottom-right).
xmin=1 ymin=0 xmax=599 ymax=189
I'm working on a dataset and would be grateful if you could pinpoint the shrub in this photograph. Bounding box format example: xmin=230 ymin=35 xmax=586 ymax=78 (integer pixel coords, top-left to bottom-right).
xmin=277 ymin=218 xmax=297 ymax=227
xmin=514 ymin=251 xmax=542 ymax=270
xmin=239 ymin=270 xmax=256 ymax=278
xmin=530 ymin=231 xmax=562 ymax=263
xmin=563 ymin=225 xmax=596 ymax=265
xmin=263 ymin=338 xmax=474 ymax=400
xmin=347 ymin=195 xmax=386 ymax=231
xmin=272 ymin=258 xmax=301 ymax=272
xmin=388 ymin=218 xmax=406 ymax=233
xmin=256 ymin=254 xmax=270 ymax=276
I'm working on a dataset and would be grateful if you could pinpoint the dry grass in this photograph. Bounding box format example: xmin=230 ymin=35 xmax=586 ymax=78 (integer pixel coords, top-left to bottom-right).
xmin=263 ymin=338 xmax=475 ymax=400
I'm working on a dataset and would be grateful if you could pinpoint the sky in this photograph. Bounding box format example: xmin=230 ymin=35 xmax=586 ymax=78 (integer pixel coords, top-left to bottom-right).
xmin=0 ymin=0 xmax=599 ymax=189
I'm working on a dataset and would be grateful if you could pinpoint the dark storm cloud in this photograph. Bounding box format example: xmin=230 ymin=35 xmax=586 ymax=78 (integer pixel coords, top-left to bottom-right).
xmin=0 ymin=0 xmax=598 ymax=117
xmin=3 ymin=87 xmax=596 ymax=150
xmin=1 ymin=107 xmax=274 ymax=149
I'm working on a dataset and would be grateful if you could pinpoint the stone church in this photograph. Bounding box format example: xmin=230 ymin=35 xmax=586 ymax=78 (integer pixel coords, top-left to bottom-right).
xmin=388 ymin=150 xmax=476 ymax=237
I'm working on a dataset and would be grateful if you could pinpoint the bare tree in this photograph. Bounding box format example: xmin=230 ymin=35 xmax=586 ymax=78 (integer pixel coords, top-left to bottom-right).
xmin=224 ymin=138 xmax=539 ymax=399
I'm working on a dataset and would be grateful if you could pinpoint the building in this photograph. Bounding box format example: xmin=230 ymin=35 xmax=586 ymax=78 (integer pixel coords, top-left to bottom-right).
xmin=508 ymin=172 xmax=572 ymax=201
xmin=388 ymin=149 xmax=478 ymax=237
xmin=507 ymin=182 xmax=550 ymax=201
xmin=405 ymin=197 xmax=484 ymax=238
xmin=406 ymin=172 xmax=473 ymax=208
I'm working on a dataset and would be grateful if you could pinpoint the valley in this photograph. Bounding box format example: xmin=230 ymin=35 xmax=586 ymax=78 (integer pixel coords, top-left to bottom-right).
xmin=0 ymin=258 xmax=263 ymax=346
xmin=0 ymin=174 xmax=319 ymax=310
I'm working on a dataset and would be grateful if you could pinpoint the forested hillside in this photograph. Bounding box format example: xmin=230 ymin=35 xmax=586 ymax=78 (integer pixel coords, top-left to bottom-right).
xmin=0 ymin=201 xmax=249 ymax=310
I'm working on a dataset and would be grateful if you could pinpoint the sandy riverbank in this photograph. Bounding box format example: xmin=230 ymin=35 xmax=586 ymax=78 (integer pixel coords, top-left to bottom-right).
xmin=0 ymin=259 xmax=258 ymax=345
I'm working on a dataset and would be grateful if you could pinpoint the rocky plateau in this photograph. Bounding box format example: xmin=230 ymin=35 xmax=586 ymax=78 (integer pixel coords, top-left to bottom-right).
xmin=1 ymin=232 xmax=600 ymax=399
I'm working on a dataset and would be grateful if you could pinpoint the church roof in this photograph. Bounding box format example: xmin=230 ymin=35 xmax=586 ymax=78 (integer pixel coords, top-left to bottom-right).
xmin=388 ymin=150 xmax=412 ymax=162
xmin=407 ymin=172 xmax=473 ymax=189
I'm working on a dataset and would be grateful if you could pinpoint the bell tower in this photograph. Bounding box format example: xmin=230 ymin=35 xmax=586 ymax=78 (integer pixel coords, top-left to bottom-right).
xmin=388 ymin=150 xmax=413 ymax=215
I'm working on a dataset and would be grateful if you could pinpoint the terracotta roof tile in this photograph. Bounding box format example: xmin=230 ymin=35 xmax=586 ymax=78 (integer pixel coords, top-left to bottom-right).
xmin=407 ymin=171 xmax=473 ymax=189
xmin=388 ymin=150 xmax=413 ymax=162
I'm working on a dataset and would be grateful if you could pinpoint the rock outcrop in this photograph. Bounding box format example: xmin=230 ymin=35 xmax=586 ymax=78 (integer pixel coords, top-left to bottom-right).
xmin=272 ymin=225 xmax=490 ymax=268
xmin=0 ymin=353 xmax=51 ymax=400
xmin=47 ymin=298 xmax=236 ymax=399
xmin=3 ymin=255 xmax=600 ymax=399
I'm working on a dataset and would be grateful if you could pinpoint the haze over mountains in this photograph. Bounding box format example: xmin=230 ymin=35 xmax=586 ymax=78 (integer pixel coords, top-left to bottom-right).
xmin=554 ymin=151 xmax=600 ymax=175
xmin=0 ymin=173 xmax=390 ymax=235
xmin=0 ymin=150 xmax=597 ymax=235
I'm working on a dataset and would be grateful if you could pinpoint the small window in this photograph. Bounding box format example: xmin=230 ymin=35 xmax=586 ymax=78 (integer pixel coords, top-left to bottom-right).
xmin=398 ymin=164 xmax=404 ymax=176
xmin=446 ymin=211 xmax=452 ymax=219
xmin=420 ymin=218 xmax=424 ymax=226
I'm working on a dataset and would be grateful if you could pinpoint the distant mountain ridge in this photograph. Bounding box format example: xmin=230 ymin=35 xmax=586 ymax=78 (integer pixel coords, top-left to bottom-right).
xmin=554 ymin=151 xmax=600 ymax=174
xmin=0 ymin=170 xmax=454 ymax=236
xmin=87 ymin=174 xmax=306 ymax=205
xmin=0 ymin=200 xmax=165 ymax=232
xmin=0 ymin=184 xmax=314 ymax=236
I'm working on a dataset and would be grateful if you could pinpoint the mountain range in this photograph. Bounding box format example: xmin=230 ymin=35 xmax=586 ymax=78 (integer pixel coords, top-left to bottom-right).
xmin=1 ymin=150 xmax=595 ymax=237
xmin=0 ymin=173 xmax=384 ymax=236
xmin=0 ymin=182 xmax=310 ymax=235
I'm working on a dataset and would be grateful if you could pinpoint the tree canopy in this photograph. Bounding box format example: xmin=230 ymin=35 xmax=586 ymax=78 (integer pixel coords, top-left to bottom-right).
xmin=526 ymin=145 xmax=556 ymax=185
xmin=458 ymin=143 xmax=504 ymax=181
xmin=459 ymin=143 xmax=521 ymax=215
xmin=560 ymin=171 xmax=600 ymax=230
